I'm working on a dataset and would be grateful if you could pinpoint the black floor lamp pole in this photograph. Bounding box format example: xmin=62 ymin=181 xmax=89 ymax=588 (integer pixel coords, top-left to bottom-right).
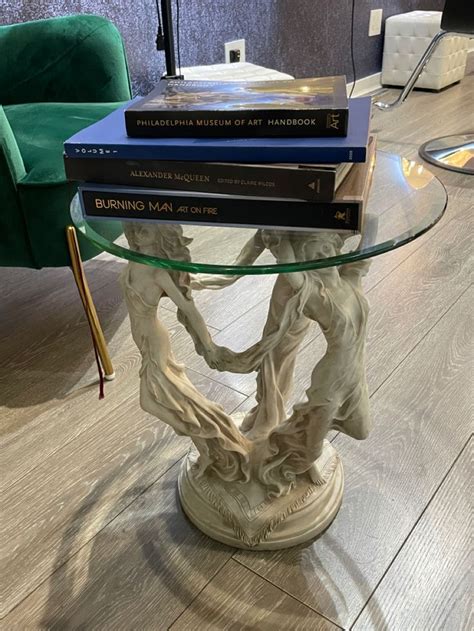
xmin=160 ymin=0 xmax=183 ymax=79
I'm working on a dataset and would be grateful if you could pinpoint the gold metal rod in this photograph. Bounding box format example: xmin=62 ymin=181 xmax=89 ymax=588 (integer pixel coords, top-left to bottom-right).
xmin=66 ymin=226 xmax=115 ymax=380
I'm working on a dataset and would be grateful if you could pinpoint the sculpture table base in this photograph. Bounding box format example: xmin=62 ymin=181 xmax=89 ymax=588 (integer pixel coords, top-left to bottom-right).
xmin=178 ymin=440 xmax=343 ymax=550
xmin=122 ymin=225 xmax=372 ymax=551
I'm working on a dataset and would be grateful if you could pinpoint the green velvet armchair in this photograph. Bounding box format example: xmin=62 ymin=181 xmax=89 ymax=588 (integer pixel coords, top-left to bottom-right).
xmin=0 ymin=14 xmax=132 ymax=378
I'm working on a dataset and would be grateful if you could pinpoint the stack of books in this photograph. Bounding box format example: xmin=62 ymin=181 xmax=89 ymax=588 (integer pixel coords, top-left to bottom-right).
xmin=64 ymin=76 xmax=375 ymax=234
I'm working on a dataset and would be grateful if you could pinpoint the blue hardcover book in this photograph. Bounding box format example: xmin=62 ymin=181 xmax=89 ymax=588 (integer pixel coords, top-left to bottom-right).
xmin=64 ymin=97 xmax=371 ymax=163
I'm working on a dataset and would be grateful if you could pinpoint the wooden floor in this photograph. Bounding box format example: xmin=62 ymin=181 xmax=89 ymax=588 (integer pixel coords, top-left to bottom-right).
xmin=1 ymin=66 xmax=472 ymax=630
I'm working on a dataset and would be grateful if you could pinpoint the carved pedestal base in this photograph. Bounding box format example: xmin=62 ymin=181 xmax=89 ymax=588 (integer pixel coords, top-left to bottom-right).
xmin=122 ymin=224 xmax=373 ymax=551
xmin=178 ymin=440 xmax=343 ymax=550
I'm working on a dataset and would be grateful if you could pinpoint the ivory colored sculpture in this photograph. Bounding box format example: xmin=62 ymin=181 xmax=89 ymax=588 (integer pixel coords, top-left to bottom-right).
xmin=122 ymin=222 xmax=374 ymax=549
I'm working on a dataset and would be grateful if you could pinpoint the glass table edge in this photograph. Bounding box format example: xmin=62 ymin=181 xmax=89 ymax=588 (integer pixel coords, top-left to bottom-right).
xmin=71 ymin=172 xmax=448 ymax=276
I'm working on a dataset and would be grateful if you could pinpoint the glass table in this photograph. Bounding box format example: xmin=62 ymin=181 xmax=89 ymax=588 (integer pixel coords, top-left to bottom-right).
xmin=72 ymin=151 xmax=447 ymax=550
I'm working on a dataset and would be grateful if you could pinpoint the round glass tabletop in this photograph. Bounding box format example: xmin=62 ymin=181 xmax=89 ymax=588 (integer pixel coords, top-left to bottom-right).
xmin=71 ymin=151 xmax=447 ymax=275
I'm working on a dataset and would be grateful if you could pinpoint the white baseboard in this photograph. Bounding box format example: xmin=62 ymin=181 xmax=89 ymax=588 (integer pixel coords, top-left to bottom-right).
xmin=347 ymin=72 xmax=382 ymax=96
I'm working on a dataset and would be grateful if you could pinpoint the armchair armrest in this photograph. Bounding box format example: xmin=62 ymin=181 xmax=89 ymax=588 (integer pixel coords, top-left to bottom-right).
xmin=0 ymin=106 xmax=37 ymax=266
xmin=0 ymin=106 xmax=26 ymax=184
xmin=0 ymin=14 xmax=132 ymax=106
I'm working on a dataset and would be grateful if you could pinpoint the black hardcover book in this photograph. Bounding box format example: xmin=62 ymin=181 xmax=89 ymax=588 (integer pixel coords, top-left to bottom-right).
xmin=125 ymin=77 xmax=348 ymax=139
xmin=79 ymin=137 xmax=376 ymax=233
xmin=65 ymin=156 xmax=353 ymax=202
xmin=81 ymin=187 xmax=359 ymax=232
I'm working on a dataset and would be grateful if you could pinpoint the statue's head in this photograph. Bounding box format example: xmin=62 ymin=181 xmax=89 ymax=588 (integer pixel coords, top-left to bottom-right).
xmin=124 ymin=222 xmax=193 ymax=262
xmin=291 ymin=233 xmax=344 ymax=262
xmin=260 ymin=230 xmax=282 ymax=256
xmin=259 ymin=230 xmax=345 ymax=266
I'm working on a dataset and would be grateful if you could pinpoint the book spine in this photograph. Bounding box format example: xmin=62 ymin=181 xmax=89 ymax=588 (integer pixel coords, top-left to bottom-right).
xmin=79 ymin=187 xmax=360 ymax=232
xmin=65 ymin=158 xmax=337 ymax=201
xmin=64 ymin=142 xmax=124 ymax=158
xmin=124 ymin=108 xmax=348 ymax=139
xmin=63 ymin=142 xmax=366 ymax=163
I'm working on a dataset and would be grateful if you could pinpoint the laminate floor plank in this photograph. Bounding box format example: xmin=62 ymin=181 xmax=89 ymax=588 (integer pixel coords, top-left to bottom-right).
xmin=170 ymin=559 xmax=341 ymax=631
xmin=353 ymin=438 xmax=472 ymax=631
xmin=0 ymin=373 xmax=245 ymax=618
xmin=1 ymin=266 xmax=70 ymax=308
xmin=371 ymin=71 xmax=473 ymax=145
xmin=1 ymin=340 xmax=245 ymax=624
xmin=1 ymin=302 xmax=172 ymax=482
xmin=372 ymin=62 xmax=473 ymax=191
xmin=234 ymin=286 xmax=473 ymax=628
xmin=0 ymin=462 xmax=234 ymax=630
xmin=0 ymin=256 xmax=224 ymax=380
xmin=0 ymin=327 xmax=240 ymax=491
xmin=359 ymin=184 xmax=470 ymax=291
xmin=0 ymin=259 xmax=135 ymax=421
xmin=0 ymin=295 xmax=219 ymax=429
xmin=0 ymin=259 xmax=125 ymax=364
xmin=161 ymin=273 xmax=275 ymax=330
xmin=363 ymin=210 xmax=472 ymax=396
xmin=1 ymin=277 xmax=236 ymax=489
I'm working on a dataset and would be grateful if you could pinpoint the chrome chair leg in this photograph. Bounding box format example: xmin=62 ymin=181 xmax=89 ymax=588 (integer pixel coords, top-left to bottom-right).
xmin=66 ymin=226 xmax=115 ymax=380
xmin=374 ymin=30 xmax=448 ymax=110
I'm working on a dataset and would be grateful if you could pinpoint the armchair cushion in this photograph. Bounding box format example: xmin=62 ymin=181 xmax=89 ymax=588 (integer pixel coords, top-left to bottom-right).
xmin=3 ymin=102 xmax=127 ymax=268
xmin=5 ymin=102 xmax=122 ymax=185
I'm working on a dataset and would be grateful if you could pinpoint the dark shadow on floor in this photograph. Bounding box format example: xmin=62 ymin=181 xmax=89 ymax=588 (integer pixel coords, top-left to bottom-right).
xmin=36 ymin=443 xmax=387 ymax=630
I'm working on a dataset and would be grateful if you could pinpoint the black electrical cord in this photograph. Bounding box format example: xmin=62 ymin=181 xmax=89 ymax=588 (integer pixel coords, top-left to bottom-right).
xmin=175 ymin=0 xmax=182 ymax=73
xmin=349 ymin=0 xmax=357 ymax=97
xmin=155 ymin=0 xmax=162 ymax=28
xmin=155 ymin=0 xmax=165 ymax=50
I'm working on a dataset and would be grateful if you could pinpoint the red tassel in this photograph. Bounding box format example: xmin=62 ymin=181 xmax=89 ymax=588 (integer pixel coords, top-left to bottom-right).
xmin=92 ymin=342 xmax=105 ymax=399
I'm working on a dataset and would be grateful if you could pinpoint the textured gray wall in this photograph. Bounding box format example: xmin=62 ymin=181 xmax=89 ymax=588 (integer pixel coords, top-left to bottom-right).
xmin=1 ymin=0 xmax=444 ymax=95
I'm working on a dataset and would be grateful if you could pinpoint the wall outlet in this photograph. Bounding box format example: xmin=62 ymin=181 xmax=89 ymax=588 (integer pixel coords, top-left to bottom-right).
xmin=225 ymin=39 xmax=246 ymax=63
xmin=368 ymin=9 xmax=383 ymax=36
